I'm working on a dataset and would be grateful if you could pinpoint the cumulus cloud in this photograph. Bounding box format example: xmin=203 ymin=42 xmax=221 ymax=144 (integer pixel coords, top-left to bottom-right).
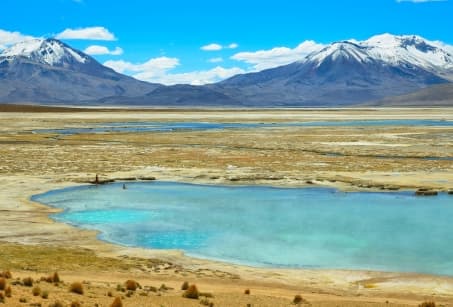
xmin=55 ymin=27 xmax=116 ymax=40
xmin=141 ymin=66 xmax=245 ymax=85
xmin=208 ymin=57 xmax=223 ymax=63
xmin=201 ymin=42 xmax=239 ymax=51
xmin=0 ymin=29 xmax=37 ymax=49
xmin=201 ymin=43 xmax=223 ymax=51
xmin=231 ymin=40 xmax=324 ymax=71
xmin=104 ymin=57 xmax=243 ymax=85
xmin=84 ymin=45 xmax=123 ymax=55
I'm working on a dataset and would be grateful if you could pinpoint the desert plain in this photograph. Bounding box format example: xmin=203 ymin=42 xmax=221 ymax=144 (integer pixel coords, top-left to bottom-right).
xmin=0 ymin=106 xmax=453 ymax=306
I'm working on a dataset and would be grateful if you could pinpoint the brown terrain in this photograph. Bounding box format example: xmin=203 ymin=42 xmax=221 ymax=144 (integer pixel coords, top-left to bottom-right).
xmin=0 ymin=106 xmax=452 ymax=306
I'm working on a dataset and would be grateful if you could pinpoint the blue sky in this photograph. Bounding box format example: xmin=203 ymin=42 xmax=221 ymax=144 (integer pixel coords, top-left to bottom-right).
xmin=1 ymin=0 xmax=452 ymax=84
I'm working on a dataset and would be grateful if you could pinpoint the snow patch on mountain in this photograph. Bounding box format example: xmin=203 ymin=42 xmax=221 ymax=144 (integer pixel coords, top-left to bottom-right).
xmin=302 ymin=33 xmax=453 ymax=77
xmin=0 ymin=38 xmax=88 ymax=66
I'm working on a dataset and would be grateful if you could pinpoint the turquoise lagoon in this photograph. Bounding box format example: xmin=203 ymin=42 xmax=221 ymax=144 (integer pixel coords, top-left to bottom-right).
xmin=32 ymin=182 xmax=453 ymax=275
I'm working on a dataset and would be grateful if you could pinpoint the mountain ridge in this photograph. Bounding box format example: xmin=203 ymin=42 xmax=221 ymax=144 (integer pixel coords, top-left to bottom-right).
xmin=0 ymin=34 xmax=452 ymax=106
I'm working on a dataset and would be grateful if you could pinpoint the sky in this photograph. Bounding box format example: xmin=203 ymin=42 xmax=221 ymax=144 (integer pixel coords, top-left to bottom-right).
xmin=1 ymin=0 xmax=452 ymax=85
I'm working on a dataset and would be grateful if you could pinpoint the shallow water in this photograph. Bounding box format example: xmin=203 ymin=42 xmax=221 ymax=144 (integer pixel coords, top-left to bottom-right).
xmin=34 ymin=119 xmax=453 ymax=135
xmin=32 ymin=182 xmax=453 ymax=275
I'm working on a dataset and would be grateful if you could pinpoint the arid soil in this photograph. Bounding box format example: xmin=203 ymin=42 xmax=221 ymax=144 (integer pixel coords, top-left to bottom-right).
xmin=0 ymin=107 xmax=452 ymax=306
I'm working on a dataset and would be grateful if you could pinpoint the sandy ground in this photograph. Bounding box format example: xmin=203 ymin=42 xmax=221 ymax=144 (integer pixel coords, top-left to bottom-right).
xmin=0 ymin=108 xmax=453 ymax=306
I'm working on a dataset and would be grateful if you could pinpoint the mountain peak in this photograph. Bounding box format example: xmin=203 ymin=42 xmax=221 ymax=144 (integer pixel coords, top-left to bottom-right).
xmin=306 ymin=40 xmax=371 ymax=65
xmin=0 ymin=38 xmax=88 ymax=66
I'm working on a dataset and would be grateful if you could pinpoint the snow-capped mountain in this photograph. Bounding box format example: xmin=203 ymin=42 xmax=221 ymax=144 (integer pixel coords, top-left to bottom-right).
xmin=0 ymin=34 xmax=451 ymax=106
xmin=0 ymin=38 xmax=159 ymax=103
xmin=1 ymin=38 xmax=88 ymax=67
xmin=363 ymin=34 xmax=453 ymax=74
xmin=302 ymin=34 xmax=453 ymax=80
xmin=215 ymin=34 xmax=453 ymax=106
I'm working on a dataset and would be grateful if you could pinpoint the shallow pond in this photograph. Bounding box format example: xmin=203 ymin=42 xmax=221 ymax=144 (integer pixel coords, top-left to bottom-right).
xmin=32 ymin=181 xmax=453 ymax=275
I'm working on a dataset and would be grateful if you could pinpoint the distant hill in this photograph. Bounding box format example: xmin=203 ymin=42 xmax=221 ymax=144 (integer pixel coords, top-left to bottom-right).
xmin=365 ymin=83 xmax=453 ymax=107
xmin=1 ymin=34 xmax=452 ymax=106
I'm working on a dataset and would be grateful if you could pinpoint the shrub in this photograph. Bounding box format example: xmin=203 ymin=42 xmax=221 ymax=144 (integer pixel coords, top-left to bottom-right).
xmin=70 ymin=301 xmax=81 ymax=307
xmin=50 ymin=301 xmax=65 ymax=307
xmin=244 ymin=288 xmax=250 ymax=295
xmin=32 ymin=286 xmax=41 ymax=296
xmin=0 ymin=277 xmax=6 ymax=290
xmin=42 ymin=290 xmax=49 ymax=299
xmin=419 ymin=302 xmax=436 ymax=307
xmin=23 ymin=277 xmax=33 ymax=287
xmin=293 ymin=294 xmax=305 ymax=304
xmin=110 ymin=296 xmax=123 ymax=307
xmin=69 ymin=282 xmax=84 ymax=295
xmin=19 ymin=297 xmax=27 ymax=303
xmin=52 ymin=272 xmax=60 ymax=283
xmin=200 ymin=298 xmax=214 ymax=306
xmin=181 ymin=281 xmax=189 ymax=290
xmin=183 ymin=284 xmax=199 ymax=299
xmin=5 ymin=285 xmax=12 ymax=297
xmin=125 ymin=279 xmax=138 ymax=291
xmin=107 ymin=291 xmax=113 ymax=297
xmin=0 ymin=270 xmax=12 ymax=279
xmin=0 ymin=292 xmax=4 ymax=303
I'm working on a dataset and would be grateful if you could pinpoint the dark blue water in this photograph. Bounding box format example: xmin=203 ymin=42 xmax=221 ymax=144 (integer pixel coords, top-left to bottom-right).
xmin=34 ymin=119 xmax=452 ymax=135
xmin=32 ymin=181 xmax=453 ymax=275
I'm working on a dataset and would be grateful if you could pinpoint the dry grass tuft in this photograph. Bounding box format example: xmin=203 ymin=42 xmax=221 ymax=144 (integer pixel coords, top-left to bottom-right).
xmin=50 ymin=301 xmax=65 ymax=307
xmin=5 ymin=285 xmax=12 ymax=297
xmin=0 ymin=270 xmax=12 ymax=279
xmin=293 ymin=294 xmax=306 ymax=305
xmin=70 ymin=301 xmax=82 ymax=307
xmin=42 ymin=290 xmax=49 ymax=299
xmin=52 ymin=272 xmax=61 ymax=283
xmin=183 ymin=284 xmax=199 ymax=299
xmin=110 ymin=296 xmax=123 ymax=307
xmin=244 ymin=288 xmax=250 ymax=295
xmin=181 ymin=281 xmax=189 ymax=290
xmin=22 ymin=277 xmax=33 ymax=287
xmin=0 ymin=292 xmax=4 ymax=303
xmin=200 ymin=298 xmax=214 ymax=306
xmin=419 ymin=302 xmax=436 ymax=307
xmin=32 ymin=286 xmax=41 ymax=296
xmin=42 ymin=272 xmax=61 ymax=283
xmin=69 ymin=282 xmax=84 ymax=295
xmin=0 ymin=277 xmax=6 ymax=290
xmin=125 ymin=279 xmax=138 ymax=291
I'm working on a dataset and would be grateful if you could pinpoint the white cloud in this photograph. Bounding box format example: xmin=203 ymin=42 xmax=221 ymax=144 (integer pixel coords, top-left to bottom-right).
xmin=140 ymin=66 xmax=245 ymax=86
xmin=208 ymin=57 xmax=223 ymax=63
xmin=104 ymin=57 xmax=243 ymax=85
xmin=201 ymin=43 xmax=223 ymax=51
xmin=0 ymin=29 xmax=37 ymax=49
xmin=84 ymin=45 xmax=123 ymax=55
xmin=231 ymin=40 xmax=324 ymax=71
xmin=201 ymin=42 xmax=239 ymax=51
xmin=55 ymin=27 xmax=116 ymax=41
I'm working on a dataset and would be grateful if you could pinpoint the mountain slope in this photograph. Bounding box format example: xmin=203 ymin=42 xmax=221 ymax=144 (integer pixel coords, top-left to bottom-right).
xmin=365 ymin=83 xmax=453 ymax=107
xmin=0 ymin=39 xmax=159 ymax=103
xmin=214 ymin=35 xmax=453 ymax=106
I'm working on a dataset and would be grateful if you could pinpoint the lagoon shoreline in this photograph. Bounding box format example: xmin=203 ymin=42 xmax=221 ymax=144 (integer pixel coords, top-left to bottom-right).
xmin=1 ymin=108 xmax=453 ymax=306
